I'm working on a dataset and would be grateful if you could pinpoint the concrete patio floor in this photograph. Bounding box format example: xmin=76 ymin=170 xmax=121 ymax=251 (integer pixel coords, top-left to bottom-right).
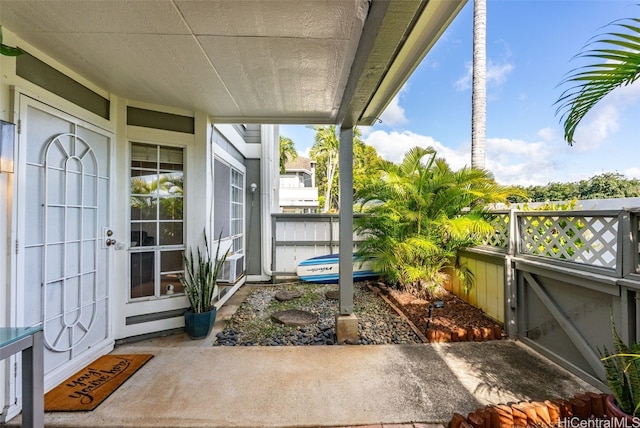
xmin=10 ymin=285 xmax=599 ymax=428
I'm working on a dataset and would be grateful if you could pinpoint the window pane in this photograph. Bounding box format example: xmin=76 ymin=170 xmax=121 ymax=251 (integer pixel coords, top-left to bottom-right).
xmin=160 ymin=273 xmax=184 ymax=296
xmin=159 ymin=146 xmax=183 ymax=171
xmin=159 ymin=196 xmax=183 ymax=220
xmin=131 ymin=222 xmax=156 ymax=247
xmin=214 ymin=159 xmax=231 ymax=239
xmin=161 ymin=250 xmax=183 ymax=272
xmin=160 ymin=222 xmax=183 ymax=245
xmin=233 ymin=236 xmax=242 ymax=253
xmin=160 ymin=173 xmax=183 ymax=194
xmin=130 ymin=252 xmax=154 ymax=298
xmin=131 ymin=143 xmax=158 ymax=166
xmin=131 ymin=196 xmax=157 ymax=221
xmin=160 ymin=250 xmax=184 ymax=296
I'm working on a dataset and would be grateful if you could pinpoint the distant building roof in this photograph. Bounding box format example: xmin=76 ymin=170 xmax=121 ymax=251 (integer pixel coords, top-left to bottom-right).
xmin=285 ymin=156 xmax=315 ymax=171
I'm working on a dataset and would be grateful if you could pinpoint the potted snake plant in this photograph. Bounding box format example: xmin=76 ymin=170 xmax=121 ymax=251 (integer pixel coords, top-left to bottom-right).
xmin=180 ymin=230 xmax=229 ymax=339
xmin=599 ymin=316 xmax=640 ymax=422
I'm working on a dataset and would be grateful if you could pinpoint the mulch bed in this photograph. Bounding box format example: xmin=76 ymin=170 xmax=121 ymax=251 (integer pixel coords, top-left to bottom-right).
xmin=372 ymin=282 xmax=504 ymax=343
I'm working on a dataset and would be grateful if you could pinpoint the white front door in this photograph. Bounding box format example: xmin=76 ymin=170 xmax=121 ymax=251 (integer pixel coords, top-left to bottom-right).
xmin=15 ymin=95 xmax=114 ymax=391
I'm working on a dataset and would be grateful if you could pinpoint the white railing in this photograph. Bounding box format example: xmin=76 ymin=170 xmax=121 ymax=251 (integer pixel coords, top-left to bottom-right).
xmin=476 ymin=208 xmax=640 ymax=277
xmin=271 ymin=213 xmax=365 ymax=277
xmin=272 ymin=209 xmax=640 ymax=278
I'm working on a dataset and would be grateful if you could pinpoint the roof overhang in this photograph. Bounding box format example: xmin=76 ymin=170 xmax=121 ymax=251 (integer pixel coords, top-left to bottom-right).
xmin=0 ymin=0 xmax=466 ymax=126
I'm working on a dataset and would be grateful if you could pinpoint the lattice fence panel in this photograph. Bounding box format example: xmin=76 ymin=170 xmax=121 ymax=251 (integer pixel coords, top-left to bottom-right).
xmin=482 ymin=212 xmax=510 ymax=250
xmin=518 ymin=214 xmax=618 ymax=269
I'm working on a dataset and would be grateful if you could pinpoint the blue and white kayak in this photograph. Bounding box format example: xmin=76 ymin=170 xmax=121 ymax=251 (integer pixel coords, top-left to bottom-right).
xmin=296 ymin=253 xmax=378 ymax=284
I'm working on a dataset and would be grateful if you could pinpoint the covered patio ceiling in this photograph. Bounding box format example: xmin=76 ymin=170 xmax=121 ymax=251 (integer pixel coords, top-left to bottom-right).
xmin=0 ymin=0 xmax=466 ymax=127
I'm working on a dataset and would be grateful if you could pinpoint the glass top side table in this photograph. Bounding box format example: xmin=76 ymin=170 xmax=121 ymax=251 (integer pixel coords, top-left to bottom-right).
xmin=0 ymin=326 xmax=44 ymax=427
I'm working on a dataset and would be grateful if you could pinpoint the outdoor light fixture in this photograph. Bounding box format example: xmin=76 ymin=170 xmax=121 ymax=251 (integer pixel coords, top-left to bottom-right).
xmin=426 ymin=300 xmax=445 ymax=329
xmin=0 ymin=120 xmax=16 ymax=173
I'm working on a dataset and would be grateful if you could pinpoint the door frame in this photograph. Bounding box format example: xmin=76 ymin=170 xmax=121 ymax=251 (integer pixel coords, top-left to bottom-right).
xmin=10 ymin=91 xmax=116 ymax=401
xmin=114 ymin=124 xmax=194 ymax=340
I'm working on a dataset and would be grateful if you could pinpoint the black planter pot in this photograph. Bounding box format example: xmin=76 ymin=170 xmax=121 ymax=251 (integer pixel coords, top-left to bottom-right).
xmin=184 ymin=308 xmax=217 ymax=339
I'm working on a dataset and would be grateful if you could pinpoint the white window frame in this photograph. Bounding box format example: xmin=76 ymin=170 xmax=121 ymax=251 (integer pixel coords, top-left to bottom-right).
xmin=129 ymin=141 xmax=185 ymax=301
xmin=212 ymin=147 xmax=246 ymax=257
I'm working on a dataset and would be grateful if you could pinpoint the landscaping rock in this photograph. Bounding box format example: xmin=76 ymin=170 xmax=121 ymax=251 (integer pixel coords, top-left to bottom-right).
xmin=324 ymin=290 xmax=340 ymax=300
xmin=214 ymin=282 xmax=422 ymax=346
xmin=271 ymin=309 xmax=318 ymax=326
xmin=274 ymin=290 xmax=302 ymax=301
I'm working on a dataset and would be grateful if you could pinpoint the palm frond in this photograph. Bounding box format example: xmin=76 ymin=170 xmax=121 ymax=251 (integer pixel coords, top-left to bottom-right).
xmin=555 ymin=17 xmax=640 ymax=144
xmin=355 ymin=146 xmax=519 ymax=298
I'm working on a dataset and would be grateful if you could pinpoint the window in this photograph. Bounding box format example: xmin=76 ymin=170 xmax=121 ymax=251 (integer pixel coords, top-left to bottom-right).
xmin=231 ymin=168 xmax=243 ymax=252
xmin=129 ymin=143 xmax=184 ymax=299
xmin=214 ymin=158 xmax=244 ymax=253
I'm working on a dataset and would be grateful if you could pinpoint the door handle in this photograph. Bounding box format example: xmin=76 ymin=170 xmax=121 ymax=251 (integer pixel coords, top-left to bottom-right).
xmin=104 ymin=228 xmax=116 ymax=247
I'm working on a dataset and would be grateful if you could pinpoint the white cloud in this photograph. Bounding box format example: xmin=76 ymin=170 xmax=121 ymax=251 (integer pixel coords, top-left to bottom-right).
xmin=487 ymin=62 xmax=514 ymax=86
xmin=571 ymin=103 xmax=620 ymax=152
xmin=537 ymin=127 xmax=555 ymax=141
xmin=363 ymin=129 xmax=636 ymax=187
xmin=485 ymin=138 xmax=558 ymax=185
xmin=567 ymin=80 xmax=640 ymax=152
xmin=624 ymin=167 xmax=640 ymax=180
xmin=364 ymin=131 xmax=561 ymax=186
xmin=454 ymin=64 xmax=472 ymax=91
xmin=454 ymin=60 xmax=514 ymax=92
xmin=358 ymin=126 xmax=373 ymax=138
xmin=364 ymin=130 xmax=469 ymax=170
xmin=379 ymin=94 xmax=408 ymax=126
xmin=300 ymin=146 xmax=312 ymax=158
xmin=364 ymin=130 xmax=574 ymax=186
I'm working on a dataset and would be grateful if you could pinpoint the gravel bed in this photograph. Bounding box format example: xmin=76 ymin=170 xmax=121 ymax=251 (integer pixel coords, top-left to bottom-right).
xmin=214 ymin=282 xmax=422 ymax=346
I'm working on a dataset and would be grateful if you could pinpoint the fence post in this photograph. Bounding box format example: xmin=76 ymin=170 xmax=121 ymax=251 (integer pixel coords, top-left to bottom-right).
xmin=504 ymin=208 xmax=518 ymax=338
xmin=619 ymin=210 xmax=635 ymax=344
xmin=329 ymin=215 xmax=335 ymax=254
xmin=619 ymin=210 xmax=633 ymax=278
xmin=271 ymin=214 xmax=277 ymax=283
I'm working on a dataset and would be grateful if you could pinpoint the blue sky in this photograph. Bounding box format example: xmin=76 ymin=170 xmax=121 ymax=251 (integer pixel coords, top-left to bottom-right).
xmin=280 ymin=0 xmax=640 ymax=186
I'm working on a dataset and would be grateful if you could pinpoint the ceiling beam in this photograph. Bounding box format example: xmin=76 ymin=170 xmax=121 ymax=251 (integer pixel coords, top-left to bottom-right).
xmin=338 ymin=0 xmax=467 ymax=128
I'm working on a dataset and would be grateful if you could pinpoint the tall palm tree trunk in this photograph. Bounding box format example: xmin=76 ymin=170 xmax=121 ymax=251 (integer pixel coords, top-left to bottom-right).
xmin=471 ymin=0 xmax=487 ymax=170
xmin=324 ymin=157 xmax=336 ymax=212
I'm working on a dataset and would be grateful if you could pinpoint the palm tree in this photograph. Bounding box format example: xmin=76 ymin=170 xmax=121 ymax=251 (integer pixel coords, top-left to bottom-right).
xmin=471 ymin=0 xmax=487 ymax=169
xmin=310 ymin=126 xmax=340 ymax=212
xmin=279 ymin=136 xmax=298 ymax=174
xmin=355 ymin=146 xmax=519 ymax=298
xmin=556 ymin=15 xmax=640 ymax=144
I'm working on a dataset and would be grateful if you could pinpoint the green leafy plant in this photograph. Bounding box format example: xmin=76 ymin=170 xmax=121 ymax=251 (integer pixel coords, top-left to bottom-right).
xmin=1 ymin=26 xmax=25 ymax=57
xmin=354 ymin=146 xmax=522 ymax=299
xmin=180 ymin=230 xmax=229 ymax=314
xmin=600 ymin=316 xmax=640 ymax=416
xmin=555 ymin=14 xmax=640 ymax=145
